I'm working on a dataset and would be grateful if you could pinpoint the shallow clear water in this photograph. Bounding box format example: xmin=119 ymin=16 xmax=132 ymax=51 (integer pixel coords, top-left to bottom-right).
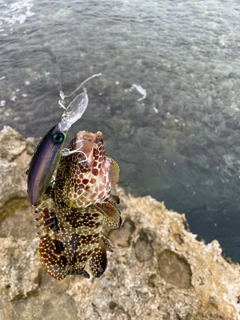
xmin=1 ymin=0 xmax=240 ymax=261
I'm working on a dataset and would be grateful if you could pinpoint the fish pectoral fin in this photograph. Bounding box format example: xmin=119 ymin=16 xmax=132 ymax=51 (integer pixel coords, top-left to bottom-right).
xmin=106 ymin=156 xmax=120 ymax=186
xmin=94 ymin=202 xmax=122 ymax=228
xmin=89 ymin=236 xmax=109 ymax=278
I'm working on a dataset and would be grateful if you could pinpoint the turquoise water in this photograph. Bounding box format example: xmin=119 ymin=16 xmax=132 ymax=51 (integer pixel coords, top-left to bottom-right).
xmin=1 ymin=0 xmax=240 ymax=261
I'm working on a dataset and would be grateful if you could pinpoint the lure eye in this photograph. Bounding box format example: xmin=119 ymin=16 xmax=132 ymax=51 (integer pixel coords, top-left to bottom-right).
xmin=52 ymin=132 xmax=64 ymax=143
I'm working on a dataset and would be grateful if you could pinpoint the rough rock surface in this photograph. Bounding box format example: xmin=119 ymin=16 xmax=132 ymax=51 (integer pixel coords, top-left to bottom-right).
xmin=0 ymin=126 xmax=240 ymax=320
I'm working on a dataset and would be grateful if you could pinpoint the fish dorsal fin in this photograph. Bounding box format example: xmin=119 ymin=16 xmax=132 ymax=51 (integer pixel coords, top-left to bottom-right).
xmin=106 ymin=156 xmax=120 ymax=186
xmin=94 ymin=202 xmax=122 ymax=228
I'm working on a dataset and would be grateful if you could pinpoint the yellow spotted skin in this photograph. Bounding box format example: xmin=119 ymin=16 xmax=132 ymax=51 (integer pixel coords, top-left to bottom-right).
xmin=34 ymin=131 xmax=121 ymax=280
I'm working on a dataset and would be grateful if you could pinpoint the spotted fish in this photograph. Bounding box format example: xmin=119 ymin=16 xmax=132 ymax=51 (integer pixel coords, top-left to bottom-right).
xmin=34 ymin=131 xmax=121 ymax=280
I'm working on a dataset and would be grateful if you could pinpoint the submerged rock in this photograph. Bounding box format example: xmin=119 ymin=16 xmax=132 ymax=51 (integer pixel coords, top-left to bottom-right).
xmin=0 ymin=126 xmax=240 ymax=320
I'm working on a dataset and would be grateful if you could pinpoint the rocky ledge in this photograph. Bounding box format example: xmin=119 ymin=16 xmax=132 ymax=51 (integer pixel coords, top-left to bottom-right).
xmin=0 ymin=126 xmax=240 ymax=320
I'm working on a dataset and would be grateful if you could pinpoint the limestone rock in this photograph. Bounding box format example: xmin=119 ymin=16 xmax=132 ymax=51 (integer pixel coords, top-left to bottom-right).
xmin=0 ymin=126 xmax=26 ymax=162
xmin=67 ymin=190 xmax=240 ymax=320
xmin=0 ymin=126 xmax=30 ymax=208
xmin=0 ymin=236 xmax=40 ymax=301
xmin=0 ymin=127 xmax=240 ymax=320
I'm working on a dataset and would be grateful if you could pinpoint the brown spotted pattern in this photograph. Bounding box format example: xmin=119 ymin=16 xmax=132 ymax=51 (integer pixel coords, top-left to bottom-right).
xmin=34 ymin=131 xmax=121 ymax=280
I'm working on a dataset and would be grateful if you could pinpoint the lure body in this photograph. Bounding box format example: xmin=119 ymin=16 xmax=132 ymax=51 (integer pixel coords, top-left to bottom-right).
xmin=35 ymin=131 xmax=121 ymax=280
xmin=27 ymin=123 xmax=66 ymax=205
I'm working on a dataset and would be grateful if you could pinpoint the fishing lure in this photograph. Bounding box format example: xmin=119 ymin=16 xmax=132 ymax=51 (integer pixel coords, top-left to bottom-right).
xmin=27 ymin=74 xmax=101 ymax=205
xmin=27 ymin=93 xmax=88 ymax=205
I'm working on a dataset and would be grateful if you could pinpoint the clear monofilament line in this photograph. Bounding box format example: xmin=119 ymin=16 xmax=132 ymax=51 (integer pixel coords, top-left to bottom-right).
xmin=60 ymin=73 xmax=102 ymax=99
xmin=58 ymin=73 xmax=102 ymax=132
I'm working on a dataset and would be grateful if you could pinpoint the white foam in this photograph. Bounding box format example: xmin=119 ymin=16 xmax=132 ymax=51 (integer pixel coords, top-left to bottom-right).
xmin=130 ymin=84 xmax=147 ymax=101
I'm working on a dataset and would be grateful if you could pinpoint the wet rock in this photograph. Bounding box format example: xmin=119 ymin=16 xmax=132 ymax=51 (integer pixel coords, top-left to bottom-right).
xmin=0 ymin=127 xmax=240 ymax=320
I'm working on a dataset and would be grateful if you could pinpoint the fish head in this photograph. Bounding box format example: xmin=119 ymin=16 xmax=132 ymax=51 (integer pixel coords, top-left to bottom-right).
xmin=55 ymin=131 xmax=119 ymax=208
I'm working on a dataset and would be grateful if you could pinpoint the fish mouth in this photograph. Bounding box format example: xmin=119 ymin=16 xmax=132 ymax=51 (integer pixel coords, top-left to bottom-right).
xmin=70 ymin=131 xmax=104 ymax=165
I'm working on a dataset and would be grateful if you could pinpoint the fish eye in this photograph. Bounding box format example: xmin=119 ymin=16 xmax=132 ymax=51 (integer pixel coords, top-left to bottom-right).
xmin=52 ymin=132 xmax=64 ymax=143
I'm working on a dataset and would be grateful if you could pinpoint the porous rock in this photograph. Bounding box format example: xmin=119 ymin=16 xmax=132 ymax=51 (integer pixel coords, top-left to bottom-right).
xmin=0 ymin=127 xmax=240 ymax=320
xmin=0 ymin=236 xmax=40 ymax=301
xmin=0 ymin=126 xmax=30 ymax=208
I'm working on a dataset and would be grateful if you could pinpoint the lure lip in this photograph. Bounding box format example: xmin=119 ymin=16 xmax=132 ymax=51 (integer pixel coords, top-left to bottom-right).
xmin=60 ymin=92 xmax=88 ymax=132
